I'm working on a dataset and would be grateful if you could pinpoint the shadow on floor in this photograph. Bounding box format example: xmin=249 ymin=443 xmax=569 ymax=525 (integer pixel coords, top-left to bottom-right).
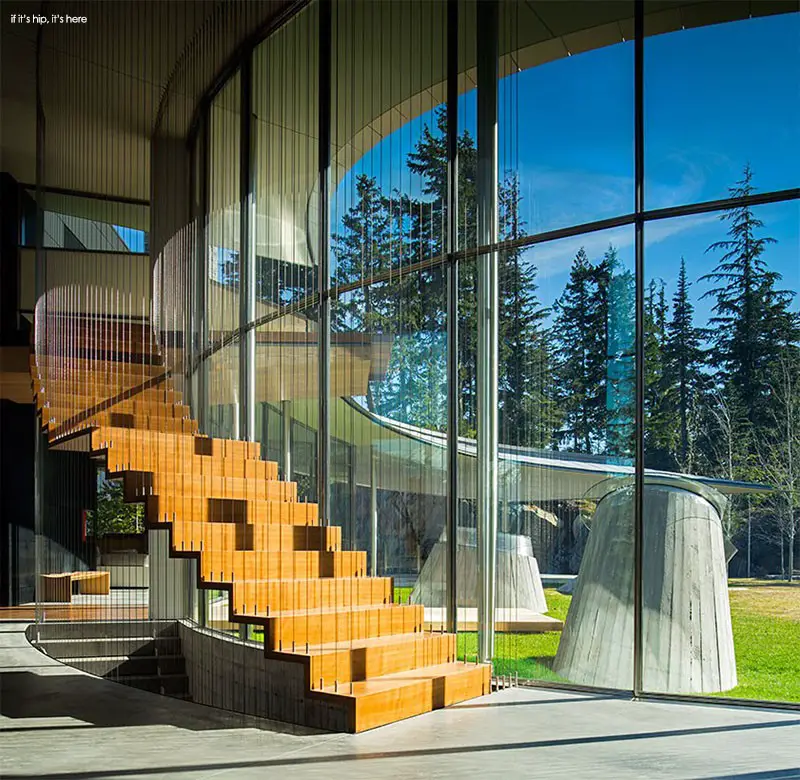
xmin=0 ymin=670 xmax=320 ymax=735
xmin=4 ymin=715 xmax=800 ymax=780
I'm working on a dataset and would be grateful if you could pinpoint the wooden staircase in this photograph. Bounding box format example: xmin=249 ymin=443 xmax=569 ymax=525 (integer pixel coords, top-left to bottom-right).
xmin=31 ymin=316 xmax=491 ymax=731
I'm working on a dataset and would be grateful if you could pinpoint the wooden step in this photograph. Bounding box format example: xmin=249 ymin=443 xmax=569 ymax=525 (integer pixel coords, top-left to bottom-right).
xmin=92 ymin=428 xmax=260 ymax=460
xmin=121 ymin=469 xmax=284 ymax=501
xmin=147 ymin=497 xmax=318 ymax=527
xmin=169 ymin=521 xmax=340 ymax=553
xmin=303 ymin=631 xmax=457 ymax=688
xmin=44 ymin=399 xmax=190 ymax=419
xmin=325 ymin=661 xmax=491 ymax=732
xmin=111 ymin=453 xmax=273 ymax=480
xmin=200 ymin=550 xmax=367 ymax=581
xmin=144 ymin=491 xmax=299 ymax=524
xmin=47 ymin=412 xmax=197 ymax=434
xmin=230 ymin=577 xmax=392 ymax=613
xmin=262 ymin=603 xmax=423 ymax=651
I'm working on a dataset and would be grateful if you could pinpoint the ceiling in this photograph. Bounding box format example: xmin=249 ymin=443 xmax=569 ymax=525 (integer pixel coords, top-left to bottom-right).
xmin=2 ymin=0 xmax=795 ymax=206
xmin=0 ymin=0 xmax=291 ymax=201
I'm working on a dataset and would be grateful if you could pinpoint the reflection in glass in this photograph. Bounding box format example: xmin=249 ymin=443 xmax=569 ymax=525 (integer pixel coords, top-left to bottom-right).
xmin=331 ymin=268 xmax=447 ymax=595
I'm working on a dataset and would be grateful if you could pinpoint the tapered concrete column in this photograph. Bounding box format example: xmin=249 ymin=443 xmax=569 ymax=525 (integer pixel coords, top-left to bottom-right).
xmin=554 ymin=480 xmax=737 ymax=694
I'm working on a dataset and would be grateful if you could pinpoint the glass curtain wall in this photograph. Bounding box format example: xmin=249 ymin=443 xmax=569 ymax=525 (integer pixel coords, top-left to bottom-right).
xmin=188 ymin=0 xmax=800 ymax=705
xmin=329 ymin=0 xmax=449 ymax=608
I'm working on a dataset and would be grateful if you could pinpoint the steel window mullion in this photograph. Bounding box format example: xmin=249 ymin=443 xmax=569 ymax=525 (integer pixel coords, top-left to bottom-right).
xmin=239 ymin=56 xmax=256 ymax=442
xmin=476 ymin=0 xmax=499 ymax=666
xmin=446 ymin=0 xmax=459 ymax=637
xmin=317 ymin=0 xmax=332 ymax=526
xmin=633 ymin=0 xmax=645 ymax=699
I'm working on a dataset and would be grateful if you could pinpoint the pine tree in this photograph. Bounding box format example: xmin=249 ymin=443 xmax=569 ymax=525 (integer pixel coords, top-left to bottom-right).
xmin=497 ymin=173 xmax=554 ymax=448
xmin=553 ymin=248 xmax=607 ymax=453
xmin=664 ymin=258 xmax=706 ymax=471
xmin=701 ymin=164 xmax=798 ymax=435
xmin=604 ymin=246 xmax=636 ymax=459
xmin=406 ymin=110 xmax=552 ymax=445
xmin=644 ymin=277 xmax=676 ymax=469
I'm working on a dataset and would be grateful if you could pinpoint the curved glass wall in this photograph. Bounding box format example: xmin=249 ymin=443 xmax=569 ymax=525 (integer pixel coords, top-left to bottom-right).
xmin=184 ymin=0 xmax=799 ymax=705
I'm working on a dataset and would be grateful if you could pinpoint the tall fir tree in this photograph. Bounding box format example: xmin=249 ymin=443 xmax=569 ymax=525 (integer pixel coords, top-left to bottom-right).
xmin=553 ymin=248 xmax=607 ymax=453
xmin=701 ymin=164 xmax=798 ymax=438
xmin=644 ymin=277 xmax=676 ymax=469
xmin=604 ymin=246 xmax=636 ymax=459
xmin=664 ymin=258 xmax=706 ymax=471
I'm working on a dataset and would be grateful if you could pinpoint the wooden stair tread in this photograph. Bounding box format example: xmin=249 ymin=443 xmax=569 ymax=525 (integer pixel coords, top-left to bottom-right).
xmin=320 ymin=661 xmax=488 ymax=697
xmin=300 ymin=630 xmax=451 ymax=655
xmin=251 ymin=602 xmax=417 ymax=619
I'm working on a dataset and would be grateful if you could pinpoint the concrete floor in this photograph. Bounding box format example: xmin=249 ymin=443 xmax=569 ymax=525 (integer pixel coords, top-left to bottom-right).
xmin=2 ymin=622 xmax=800 ymax=780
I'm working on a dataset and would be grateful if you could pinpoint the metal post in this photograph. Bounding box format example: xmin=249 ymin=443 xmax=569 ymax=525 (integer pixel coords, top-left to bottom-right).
xmin=281 ymin=399 xmax=292 ymax=481
xmin=197 ymin=113 xmax=210 ymax=433
xmin=633 ymin=0 xmax=645 ymax=698
xmin=476 ymin=0 xmax=499 ymax=665
xmin=317 ymin=0 xmax=332 ymax=526
xmin=370 ymin=447 xmax=378 ymax=577
xmin=445 ymin=0 xmax=459 ymax=636
xmin=239 ymin=57 xmax=256 ymax=442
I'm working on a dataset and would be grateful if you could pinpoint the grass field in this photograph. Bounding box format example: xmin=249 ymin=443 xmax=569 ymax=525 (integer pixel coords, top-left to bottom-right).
xmin=396 ymin=581 xmax=800 ymax=701
xmin=249 ymin=581 xmax=798 ymax=702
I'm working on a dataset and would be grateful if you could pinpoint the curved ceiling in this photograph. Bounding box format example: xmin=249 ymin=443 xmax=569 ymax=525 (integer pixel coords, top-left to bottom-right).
xmin=2 ymin=1 xmax=794 ymax=206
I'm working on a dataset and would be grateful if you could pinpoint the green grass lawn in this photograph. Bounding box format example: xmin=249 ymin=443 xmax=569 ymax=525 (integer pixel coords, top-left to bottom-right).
xmin=721 ymin=584 xmax=800 ymax=702
xmin=257 ymin=581 xmax=799 ymax=703
xmin=454 ymin=584 xmax=800 ymax=703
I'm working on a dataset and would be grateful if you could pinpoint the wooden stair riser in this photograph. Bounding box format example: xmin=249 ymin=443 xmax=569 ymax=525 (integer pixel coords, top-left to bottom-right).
xmin=200 ymin=550 xmax=367 ymax=581
xmin=169 ymin=521 xmax=341 ymax=553
xmin=141 ymin=495 xmax=317 ymax=527
xmin=46 ymin=413 xmax=197 ymax=435
xmin=349 ymin=664 xmax=492 ymax=732
xmin=143 ymin=492 xmax=299 ymax=524
xmin=121 ymin=470 xmax=284 ymax=501
xmin=92 ymin=427 xmax=261 ymax=460
xmin=266 ymin=604 xmax=424 ymax=651
xmin=309 ymin=633 xmax=457 ymax=688
xmin=231 ymin=577 xmax=392 ymax=613
xmin=43 ymin=399 xmax=190 ymax=419
xmin=111 ymin=455 xmax=274 ymax=481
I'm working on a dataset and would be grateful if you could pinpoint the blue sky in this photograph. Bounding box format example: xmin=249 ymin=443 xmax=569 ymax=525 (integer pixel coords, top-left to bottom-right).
xmin=113 ymin=225 xmax=146 ymax=253
xmin=334 ymin=13 xmax=799 ymax=324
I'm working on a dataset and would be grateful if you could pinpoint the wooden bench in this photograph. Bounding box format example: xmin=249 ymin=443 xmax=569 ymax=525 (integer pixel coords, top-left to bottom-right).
xmin=39 ymin=571 xmax=111 ymax=602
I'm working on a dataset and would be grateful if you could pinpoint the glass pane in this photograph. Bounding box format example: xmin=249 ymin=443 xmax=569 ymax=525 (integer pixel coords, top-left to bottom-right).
xmin=22 ymin=189 xmax=149 ymax=251
xmin=330 ymin=0 xmax=448 ymax=288
xmin=207 ymin=72 xmax=241 ymax=342
xmin=456 ymin=226 xmax=636 ymax=685
xmin=330 ymin=265 xmax=448 ymax=602
xmin=644 ymin=198 xmax=800 ymax=702
xmin=645 ymin=9 xmax=800 ymax=208
xmin=498 ymin=1 xmax=634 ymax=234
xmin=253 ymin=4 xmax=319 ymax=308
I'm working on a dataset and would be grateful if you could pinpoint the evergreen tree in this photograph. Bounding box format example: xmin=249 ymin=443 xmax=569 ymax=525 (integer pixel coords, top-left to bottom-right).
xmin=604 ymin=246 xmax=636 ymax=459
xmin=497 ymin=173 xmax=554 ymax=448
xmin=664 ymin=258 xmax=706 ymax=471
xmin=406 ymin=110 xmax=551 ymax=444
xmin=553 ymin=248 xmax=607 ymax=453
xmin=701 ymin=164 xmax=798 ymax=436
xmin=644 ymin=277 xmax=676 ymax=469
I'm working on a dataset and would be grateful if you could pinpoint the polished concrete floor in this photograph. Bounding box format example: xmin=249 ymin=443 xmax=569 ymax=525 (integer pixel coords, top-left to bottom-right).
xmin=2 ymin=621 xmax=800 ymax=780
